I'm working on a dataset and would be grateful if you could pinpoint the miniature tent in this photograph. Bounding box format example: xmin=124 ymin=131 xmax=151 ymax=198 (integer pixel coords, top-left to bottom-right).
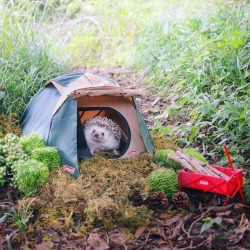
xmin=20 ymin=72 xmax=155 ymax=178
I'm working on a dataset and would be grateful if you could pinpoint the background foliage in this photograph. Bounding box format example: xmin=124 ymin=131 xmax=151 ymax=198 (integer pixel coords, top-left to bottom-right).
xmin=0 ymin=0 xmax=249 ymax=167
xmin=132 ymin=1 xmax=250 ymax=167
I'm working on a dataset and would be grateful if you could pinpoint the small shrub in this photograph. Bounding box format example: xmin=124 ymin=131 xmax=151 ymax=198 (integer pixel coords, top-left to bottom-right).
xmin=147 ymin=168 xmax=178 ymax=198
xmin=19 ymin=133 xmax=45 ymax=156
xmin=32 ymin=147 xmax=61 ymax=171
xmin=15 ymin=159 xmax=49 ymax=195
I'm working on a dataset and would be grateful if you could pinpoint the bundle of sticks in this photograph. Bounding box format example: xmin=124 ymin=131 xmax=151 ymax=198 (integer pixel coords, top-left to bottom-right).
xmin=168 ymin=149 xmax=229 ymax=178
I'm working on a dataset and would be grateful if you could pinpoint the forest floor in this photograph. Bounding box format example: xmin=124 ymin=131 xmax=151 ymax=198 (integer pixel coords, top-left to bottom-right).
xmin=0 ymin=67 xmax=250 ymax=250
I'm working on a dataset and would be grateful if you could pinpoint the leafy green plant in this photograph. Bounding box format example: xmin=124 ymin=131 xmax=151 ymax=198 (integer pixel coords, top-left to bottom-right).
xmin=0 ymin=198 xmax=36 ymax=233
xmin=32 ymin=147 xmax=61 ymax=171
xmin=200 ymin=217 xmax=222 ymax=234
xmin=19 ymin=133 xmax=45 ymax=156
xmin=243 ymin=185 xmax=250 ymax=202
xmin=15 ymin=159 xmax=50 ymax=195
xmin=0 ymin=133 xmax=29 ymax=187
xmin=147 ymin=168 xmax=178 ymax=198
xmin=132 ymin=1 xmax=250 ymax=168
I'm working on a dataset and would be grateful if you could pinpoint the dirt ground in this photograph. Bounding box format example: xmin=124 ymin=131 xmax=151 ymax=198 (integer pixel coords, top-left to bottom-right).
xmin=0 ymin=68 xmax=250 ymax=250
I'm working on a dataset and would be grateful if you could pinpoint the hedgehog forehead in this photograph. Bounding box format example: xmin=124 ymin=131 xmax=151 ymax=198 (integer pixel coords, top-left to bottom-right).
xmin=90 ymin=125 xmax=109 ymax=133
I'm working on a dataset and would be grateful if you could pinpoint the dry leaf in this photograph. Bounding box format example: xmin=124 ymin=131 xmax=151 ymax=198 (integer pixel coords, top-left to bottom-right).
xmin=87 ymin=233 xmax=109 ymax=250
xmin=35 ymin=241 xmax=54 ymax=250
xmin=109 ymin=232 xmax=129 ymax=248
xmin=134 ymin=225 xmax=148 ymax=239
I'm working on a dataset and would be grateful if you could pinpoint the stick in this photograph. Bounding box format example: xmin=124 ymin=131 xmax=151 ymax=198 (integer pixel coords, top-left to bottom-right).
xmin=168 ymin=153 xmax=197 ymax=173
xmin=176 ymin=150 xmax=228 ymax=178
xmin=176 ymin=150 xmax=217 ymax=176
xmin=204 ymin=164 xmax=229 ymax=178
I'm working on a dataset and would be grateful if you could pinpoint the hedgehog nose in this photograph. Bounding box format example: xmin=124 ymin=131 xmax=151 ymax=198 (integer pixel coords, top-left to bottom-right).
xmin=94 ymin=134 xmax=99 ymax=138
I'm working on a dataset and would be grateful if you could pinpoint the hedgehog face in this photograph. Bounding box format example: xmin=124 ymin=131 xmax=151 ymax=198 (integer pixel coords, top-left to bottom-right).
xmin=90 ymin=125 xmax=111 ymax=142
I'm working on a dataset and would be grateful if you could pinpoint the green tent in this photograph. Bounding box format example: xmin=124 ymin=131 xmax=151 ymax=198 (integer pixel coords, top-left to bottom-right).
xmin=20 ymin=72 xmax=154 ymax=178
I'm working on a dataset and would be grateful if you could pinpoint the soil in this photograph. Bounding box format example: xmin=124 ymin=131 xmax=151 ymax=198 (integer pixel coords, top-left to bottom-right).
xmin=1 ymin=67 xmax=250 ymax=250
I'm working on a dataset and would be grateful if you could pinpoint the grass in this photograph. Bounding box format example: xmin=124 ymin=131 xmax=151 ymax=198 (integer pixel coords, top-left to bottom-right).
xmin=0 ymin=1 xmax=67 ymax=116
xmin=131 ymin=0 xmax=250 ymax=167
xmin=0 ymin=0 xmax=166 ymax=116
xmin=0 ymin=0 xmax=249 ymax=168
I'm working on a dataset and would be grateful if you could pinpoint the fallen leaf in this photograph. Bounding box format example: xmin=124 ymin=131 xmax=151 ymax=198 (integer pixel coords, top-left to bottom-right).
xmin=109 ymin=232 xmax=129 ymax=248
xmin=69 ymin=232 xmax=86 ymax=239
xmin=223 ymin=218 xmax=237 ymax=225
xmin=134 ymin=225 xmax=148 ymax=239
xmin=35 ymin=241 xmax=54 ymax=250
xmin=87 ymin=233 xmax=109 ymax=250
xmin=165 ymin=215 xmax=181 ymax=227
xmin=228 ymin=214 xmax=250 ymax=245
xmin=216 ymin=210 xmax=232 ymax=217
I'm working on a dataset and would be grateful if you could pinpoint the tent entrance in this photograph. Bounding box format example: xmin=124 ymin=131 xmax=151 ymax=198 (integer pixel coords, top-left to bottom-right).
xmin=77 ymin=107 xmax=131 ymax=160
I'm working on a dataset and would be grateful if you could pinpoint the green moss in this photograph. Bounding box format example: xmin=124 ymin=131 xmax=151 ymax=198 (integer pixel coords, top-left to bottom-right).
xmin=19 ymin=133 xmax=45 ymax=156
xmin=183 ymin=147 xmax=207 ymax=162
xmin=15 ymin=159 xmax=50 ymax=195
xmin=147 ymin=168 xmax=178 ymax=198
xmin=32 ymin=147 xmax=61 ymax=171
xmin=154 ymin=149 xmax=182 ymax=170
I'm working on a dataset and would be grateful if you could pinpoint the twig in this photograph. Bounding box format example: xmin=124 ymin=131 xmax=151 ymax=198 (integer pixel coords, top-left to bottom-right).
xmin=171 ymin=214 xmax=193 ymax=240
xmin=182 ymin=207 xmax=214 ymax=239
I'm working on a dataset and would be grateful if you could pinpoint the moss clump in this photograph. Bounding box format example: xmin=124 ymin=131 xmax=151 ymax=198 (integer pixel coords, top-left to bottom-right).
xmin=147 ymin=168 xmax=178 ymax=199
xmin=154 ymin=149 xmax=182 ymax=170
xmin=32 ymin=147 xmax=61 ymax=171
xmin=0 ymin=113 xmax=21 ymax=138
xmin=19 ymin=133 xmax=45 ymax=156
xmin=183 ymin=147 xmax=207 ymax=162
xmin=15 ymin=159 xmax=50 ymax=195
xmin=151 ymin=133 xmax=179 ymax=151
xmin=36 ymin=153 xmax=157 ymax=231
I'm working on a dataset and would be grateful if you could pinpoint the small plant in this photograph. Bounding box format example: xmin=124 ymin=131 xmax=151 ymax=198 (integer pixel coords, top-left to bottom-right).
xmin=32 ymin=147 xmax=61 ymax=171
xmin=19 ymin=133 xmax=45 ymax=156
xmin=0 ymin=133 xmax=29 ymax=188
xmin=243 ymin=185 xmax=250 ymax=202
xmin=147 ymin=168 xmax=178 ymax=198
xmin=15 ymin=159 xmax=50 ymax=195
xmin=200 ymin=217 xmax=222 ymax=234
xmin=0 ymin=198 xmax=36 ymax=233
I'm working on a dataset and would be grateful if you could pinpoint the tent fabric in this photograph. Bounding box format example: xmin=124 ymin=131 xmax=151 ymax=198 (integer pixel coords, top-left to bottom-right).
xmin=20 ymin=71 xmax=154 ymax=179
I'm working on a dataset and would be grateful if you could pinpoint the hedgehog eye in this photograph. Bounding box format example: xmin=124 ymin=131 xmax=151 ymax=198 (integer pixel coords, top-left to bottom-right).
xmin=101 ymin=132 xmax=104 ymax=136
xmin=93 ymin=130 xmax=96 ymax=133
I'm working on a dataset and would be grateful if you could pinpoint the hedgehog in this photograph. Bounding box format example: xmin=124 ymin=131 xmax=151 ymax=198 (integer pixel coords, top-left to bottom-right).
xmin=82 ymin=116 xmax=122 ymax=155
